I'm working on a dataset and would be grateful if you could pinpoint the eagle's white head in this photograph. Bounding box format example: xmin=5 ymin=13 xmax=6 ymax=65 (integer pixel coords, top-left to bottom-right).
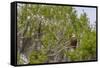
xmin=72 ymin=33 xmax=76 ymax=37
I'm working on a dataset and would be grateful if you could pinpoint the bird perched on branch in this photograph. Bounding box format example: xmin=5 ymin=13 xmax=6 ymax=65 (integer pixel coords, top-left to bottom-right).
xmin=70 ymin=33 xmax=77 ymax=49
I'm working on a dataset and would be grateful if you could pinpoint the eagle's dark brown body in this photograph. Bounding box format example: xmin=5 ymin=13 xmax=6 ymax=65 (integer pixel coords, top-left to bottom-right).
xmin=70 ymin=35 xmax=77 ymax=49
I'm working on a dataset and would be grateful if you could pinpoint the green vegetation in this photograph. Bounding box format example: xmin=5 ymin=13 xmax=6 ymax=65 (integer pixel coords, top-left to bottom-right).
xmin=17 ymin=4 xmax=96 ymax=64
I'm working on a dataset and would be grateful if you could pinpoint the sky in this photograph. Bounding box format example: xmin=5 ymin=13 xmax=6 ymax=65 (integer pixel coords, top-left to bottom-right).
xmin=74 ymin=7 xmax=96 ymax=25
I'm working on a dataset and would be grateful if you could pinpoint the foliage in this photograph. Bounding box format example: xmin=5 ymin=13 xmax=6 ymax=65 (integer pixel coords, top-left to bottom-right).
xmin=17 ymin=4 xmax=97 ymax=64
xmin=29 ymin=50 xmax=47 ymax=64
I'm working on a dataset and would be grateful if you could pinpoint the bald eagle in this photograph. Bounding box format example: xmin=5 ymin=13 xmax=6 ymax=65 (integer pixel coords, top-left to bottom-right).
xmin=70 ymin=34 xmax=77 ymax=49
